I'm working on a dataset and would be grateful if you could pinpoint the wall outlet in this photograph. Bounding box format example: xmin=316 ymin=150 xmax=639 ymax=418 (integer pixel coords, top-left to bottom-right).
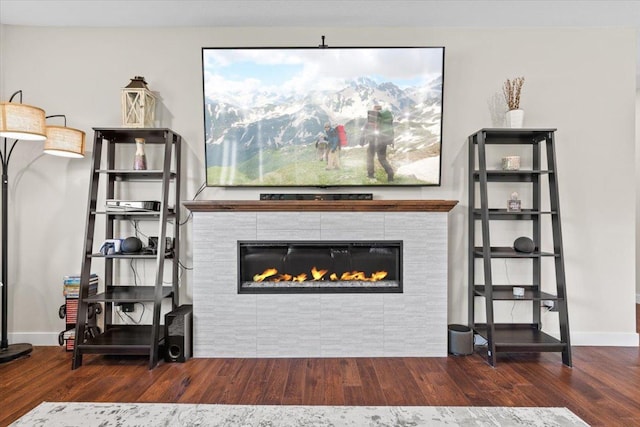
xmin=119 ymin=303 xmax=135 ymax=313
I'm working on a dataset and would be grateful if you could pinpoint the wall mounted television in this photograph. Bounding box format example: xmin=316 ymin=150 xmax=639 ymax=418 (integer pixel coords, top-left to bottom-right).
xmin=202 ymin=46 xmax=444 ymax=187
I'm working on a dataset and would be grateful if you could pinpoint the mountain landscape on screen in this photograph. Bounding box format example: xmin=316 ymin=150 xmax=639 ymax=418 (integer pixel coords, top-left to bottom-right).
xmin=202 ymin=47 xmax=444 ymax=187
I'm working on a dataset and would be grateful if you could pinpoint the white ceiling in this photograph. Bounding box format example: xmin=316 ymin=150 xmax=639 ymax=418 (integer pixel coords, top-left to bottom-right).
xmin=1 ymin=1 xmax=639 ymax=28
xmin=1 ymin=0 xmax=639 ymax=85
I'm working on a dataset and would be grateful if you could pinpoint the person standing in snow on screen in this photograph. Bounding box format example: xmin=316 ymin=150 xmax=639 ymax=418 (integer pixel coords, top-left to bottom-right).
xmin=324 ymin=122 xmax=340 ymax=170
xmin=315 ymin=133 xmax=329 ymax=162
xmin=359 ymin=105 xmax=394 ymax=182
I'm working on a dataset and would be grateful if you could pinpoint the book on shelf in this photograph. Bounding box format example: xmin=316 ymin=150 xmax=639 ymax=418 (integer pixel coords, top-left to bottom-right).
xmin=63 ymin=273 xmax=99 ymax=285
xmin=65 ymin=300 xmax=78 ymax=323
xmin=62 ymin=273 xmax=99 ymax=297
xmin=63 ymin=284 xmax=97 ymax=298
xmin=63 ymin=329 xmax=75 ymax=351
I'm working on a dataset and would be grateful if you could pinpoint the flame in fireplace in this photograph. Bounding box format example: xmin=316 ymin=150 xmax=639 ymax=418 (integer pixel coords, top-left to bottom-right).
xmin=311 ymin=266 xmax=328 ymax=280
xmin=371 ymin=271 xmax=388 ymax=281
xmin=253 ymin=268 xmax=278 ymax=282
xmin=253 ymin=268 xmax=388 ymax=283
xmin=338 ymin=271 xmax=387 ymax=281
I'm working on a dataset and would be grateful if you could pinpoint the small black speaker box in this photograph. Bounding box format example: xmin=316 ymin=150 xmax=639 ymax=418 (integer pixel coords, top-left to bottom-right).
xmin=164 ymin=304 xmax=193 ymax=363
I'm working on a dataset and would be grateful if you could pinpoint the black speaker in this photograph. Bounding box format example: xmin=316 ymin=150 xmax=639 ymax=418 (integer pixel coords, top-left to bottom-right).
xmin=164 ymin=304 xmax=193 ymax=363
xmin=513 ymin=236 xmax=535 ymax=253
xmin=121 ymin=236 xmax=143 ymax=253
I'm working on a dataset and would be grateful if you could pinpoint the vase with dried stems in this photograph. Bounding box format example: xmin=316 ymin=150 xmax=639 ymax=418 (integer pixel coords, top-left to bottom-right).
xmin=503 ymin=77 xmax=525 ymax=128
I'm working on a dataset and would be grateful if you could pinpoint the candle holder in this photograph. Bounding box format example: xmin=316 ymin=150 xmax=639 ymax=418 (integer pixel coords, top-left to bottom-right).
xmin=507 ymin=191 xmax=521 ymax=212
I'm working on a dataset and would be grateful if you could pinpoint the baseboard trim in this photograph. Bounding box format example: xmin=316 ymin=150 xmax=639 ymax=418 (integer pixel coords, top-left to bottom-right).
xmin=13 ymin=331 xmax=639 ymax=349
xmin=8 ymin=332 xmax=60 ymax=347
xmin=543 ymin=330 xmax=639 ymax=346
xmin=568 ymin=332 xmax=639 ymax=347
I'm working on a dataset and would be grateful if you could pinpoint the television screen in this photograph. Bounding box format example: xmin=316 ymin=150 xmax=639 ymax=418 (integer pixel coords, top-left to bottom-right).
xmin=202 ymin=46 xmax=444 ymax=187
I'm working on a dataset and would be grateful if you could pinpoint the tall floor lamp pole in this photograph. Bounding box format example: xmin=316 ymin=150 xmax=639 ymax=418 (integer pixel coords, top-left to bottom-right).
xmin=0 ymin=90 xmax=42 ymax=362
xmin=0 ymin=90 xmax=85 ymax=363
xmin=0 ymin=130 xmax=34 ymax=361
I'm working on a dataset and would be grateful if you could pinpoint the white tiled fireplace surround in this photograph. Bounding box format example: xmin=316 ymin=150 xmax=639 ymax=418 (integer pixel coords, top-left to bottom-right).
xmin=186 ymin=200 xmax=457 ymax=358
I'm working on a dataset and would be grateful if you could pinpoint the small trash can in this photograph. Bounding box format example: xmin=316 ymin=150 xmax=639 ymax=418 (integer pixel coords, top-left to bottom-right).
xmin=448 ymin=324 xmax=473 ymax=356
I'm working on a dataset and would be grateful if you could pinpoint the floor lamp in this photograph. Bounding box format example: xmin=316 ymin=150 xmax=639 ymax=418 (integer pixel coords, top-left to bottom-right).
xmin=0 ymin=90 xmax=85 ymax=364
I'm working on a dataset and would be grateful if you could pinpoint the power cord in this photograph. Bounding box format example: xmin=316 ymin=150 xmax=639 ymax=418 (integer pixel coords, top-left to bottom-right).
xmin=129 ymin=219 xmax=149 ymax=241
xmin=122 ymin=181 xmax=205 ymax=293
xmin=129 ymin=259 xmax=141 ymax=286
xmin=179 ymin=181 xmax=206 ymax=226
xmin=168 ymin=180 xmax=206 ymax=275
xmin=178 ymin=260 xmax=193 ymax=271
xmin=116 ymin=302 xmax=145 ymax=324
xmin=504 ymin=259 xmax=517 ymax=322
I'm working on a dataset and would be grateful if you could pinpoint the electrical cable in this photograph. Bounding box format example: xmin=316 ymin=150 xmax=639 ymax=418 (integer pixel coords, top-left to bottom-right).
xmin=135 ymin=302 xmax=145 ymax=323
xmin=124 ymin=182 xmax=205 ymax=291
xmin=130 ymin=219 xmax=149 ymax=241
xmin=178 ymin=260 xmax=193 ymax=271
xmin=115 ymin=301 xmax=145 ymax=324
xmin=179 ymin=181 xmax=206 ymax=226
xmin=129 ymin=259 xmax=140 ymax=286
xmin=505 ymin=259 xmax=517 ymax=323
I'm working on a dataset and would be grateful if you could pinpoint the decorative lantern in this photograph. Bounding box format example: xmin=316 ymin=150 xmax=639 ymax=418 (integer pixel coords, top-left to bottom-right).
xmin=121 ymin=76 xmax=156 ymax=128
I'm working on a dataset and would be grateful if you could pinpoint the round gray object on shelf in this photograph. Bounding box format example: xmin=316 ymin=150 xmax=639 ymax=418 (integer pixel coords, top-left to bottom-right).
xmin=513 ymin=236 xmax=535 ymax=253
xmin=121 ymin=236 xmax=143 ymax=253
xmin=448 ymin=324 xmax=473 ymax=356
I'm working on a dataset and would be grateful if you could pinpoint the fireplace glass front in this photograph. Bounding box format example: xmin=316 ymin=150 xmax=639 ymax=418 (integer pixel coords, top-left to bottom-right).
xmin=238 ymin=240 xmax=402 ymax=294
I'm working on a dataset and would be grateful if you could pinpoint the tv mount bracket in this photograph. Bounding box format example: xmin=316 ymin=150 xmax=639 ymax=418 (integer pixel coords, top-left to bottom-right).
xmin=319 ymin=35 xmax=328 ymax=49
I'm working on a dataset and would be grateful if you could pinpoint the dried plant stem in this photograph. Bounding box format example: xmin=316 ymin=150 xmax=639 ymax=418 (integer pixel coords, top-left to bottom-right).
xmin=503 ymin=77 xmax=525 ymax=110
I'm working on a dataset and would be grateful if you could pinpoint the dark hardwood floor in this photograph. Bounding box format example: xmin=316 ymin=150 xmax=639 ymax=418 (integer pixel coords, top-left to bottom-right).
xmin=1 ymin=306 xmax=639 ymax=427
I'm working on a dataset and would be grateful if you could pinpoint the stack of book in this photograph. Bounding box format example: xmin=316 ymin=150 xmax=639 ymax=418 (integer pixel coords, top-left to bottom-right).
xmin=63 ymin=273 xmax=98 ymax=298
xmin=63 ymin=329 xmax=76 ymax=351
xmin=62 ymin=273 xmax=99 ymax=351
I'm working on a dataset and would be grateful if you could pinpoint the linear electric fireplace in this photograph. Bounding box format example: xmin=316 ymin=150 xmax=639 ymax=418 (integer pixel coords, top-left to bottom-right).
xmin=238 ymin=240 xmax=402 ymax=293
xmin=185 ymin=200 xmax=457 ymax=358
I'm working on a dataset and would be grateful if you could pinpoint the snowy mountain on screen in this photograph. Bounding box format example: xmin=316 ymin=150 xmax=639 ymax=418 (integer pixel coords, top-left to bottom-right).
xmin=204 ymin=76 xmax=442 ymax=167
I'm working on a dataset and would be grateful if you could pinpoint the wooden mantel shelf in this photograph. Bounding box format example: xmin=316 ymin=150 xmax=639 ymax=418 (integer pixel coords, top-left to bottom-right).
xmin=183 ymin=199 xmax=458 ymax=213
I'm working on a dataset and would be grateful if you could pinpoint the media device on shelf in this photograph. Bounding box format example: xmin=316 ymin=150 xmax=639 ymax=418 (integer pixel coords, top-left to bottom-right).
xmin=202 ymin=46 xmax=445 ymax=188
xmin=99 ymin=239 xmax=122 ymax=255
xmin=105 ymin=200 xmax=161 ymax=212
xmin=147 ymin=236 xmax=174 ymax=255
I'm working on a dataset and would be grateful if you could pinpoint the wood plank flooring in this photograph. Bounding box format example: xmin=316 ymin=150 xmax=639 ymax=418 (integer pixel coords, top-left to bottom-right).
xmin=1 ymin=306 xmax=639 ymax=427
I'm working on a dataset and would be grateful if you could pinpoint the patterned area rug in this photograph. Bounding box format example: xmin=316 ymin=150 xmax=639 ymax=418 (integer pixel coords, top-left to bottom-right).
xmin=11 ymin=402 xmax=589 ymax=426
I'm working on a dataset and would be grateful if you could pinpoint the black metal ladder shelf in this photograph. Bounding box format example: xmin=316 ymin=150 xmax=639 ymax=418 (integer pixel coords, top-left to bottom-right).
xmin=468 ymin=128 xmax=571 ymax=367
xmin=72 ymin=128 xmax=181 ymax=369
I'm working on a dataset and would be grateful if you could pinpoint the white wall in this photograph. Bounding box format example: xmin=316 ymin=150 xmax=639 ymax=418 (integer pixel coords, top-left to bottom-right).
xmin=0 ymin=25 xmax=637 ymax=346
xmin=637 ymin=89 xmax=640 ymax=304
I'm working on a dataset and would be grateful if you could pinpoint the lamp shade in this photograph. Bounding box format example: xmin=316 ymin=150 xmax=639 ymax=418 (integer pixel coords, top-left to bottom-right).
xmin=0 ymin=102 xmax=47 ymax=141
xmin=44 ymin=125 xmax=86 ymax=158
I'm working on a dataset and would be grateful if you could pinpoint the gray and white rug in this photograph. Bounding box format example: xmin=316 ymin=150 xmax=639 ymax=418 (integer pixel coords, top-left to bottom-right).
xmin=11 ymin=402 xmax=589 ymax=427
